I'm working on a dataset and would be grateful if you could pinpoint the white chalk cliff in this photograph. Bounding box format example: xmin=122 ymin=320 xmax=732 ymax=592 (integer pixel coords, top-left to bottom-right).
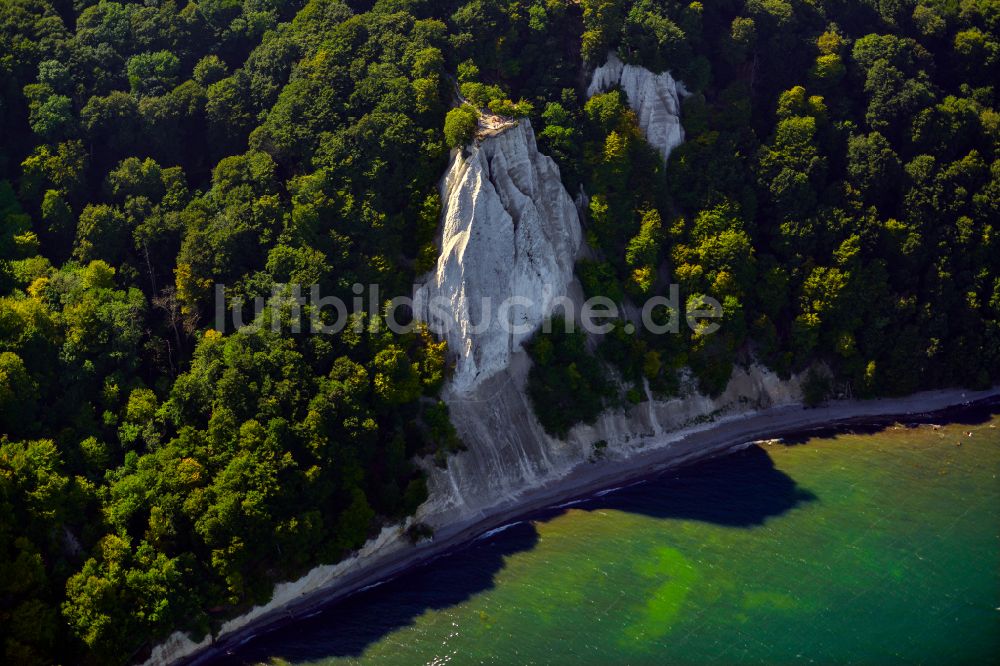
xmin=408 ymin=118 xmax=795 ymax=525
xmin=414 ymin=120 xmax=582 ymax=394
xmin=587 ymin=51 xmax=687 ymax=163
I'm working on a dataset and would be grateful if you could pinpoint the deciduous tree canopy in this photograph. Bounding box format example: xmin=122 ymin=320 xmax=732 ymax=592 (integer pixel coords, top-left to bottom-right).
xmin=0 ymin=0 xmax=997 ymax=662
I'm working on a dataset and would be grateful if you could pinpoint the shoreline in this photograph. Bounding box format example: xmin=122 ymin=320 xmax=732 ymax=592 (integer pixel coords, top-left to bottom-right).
xmin=177 ymin=386 xmax=1000 ymax=665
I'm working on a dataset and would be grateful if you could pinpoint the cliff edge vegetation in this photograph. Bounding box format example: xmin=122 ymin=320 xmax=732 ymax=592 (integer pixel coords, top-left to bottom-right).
xmin=0 ymin=1 xmax=997 ymax=664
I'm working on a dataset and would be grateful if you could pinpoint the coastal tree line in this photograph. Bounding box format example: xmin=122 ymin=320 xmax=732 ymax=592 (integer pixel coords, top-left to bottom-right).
xmin=0 ymin=0 xmax=997 ymax=662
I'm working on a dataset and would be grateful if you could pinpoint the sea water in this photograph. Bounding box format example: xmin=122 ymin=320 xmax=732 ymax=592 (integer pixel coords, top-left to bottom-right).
xmin=217 ymin=411 xmax=1000 ymax=665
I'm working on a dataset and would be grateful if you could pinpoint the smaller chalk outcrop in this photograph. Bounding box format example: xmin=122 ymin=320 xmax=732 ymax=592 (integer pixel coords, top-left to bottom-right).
xmin=587 ymin=51 xmax=687 ymax=163
xmin=414 ymin=120 xmax=582 ymax=394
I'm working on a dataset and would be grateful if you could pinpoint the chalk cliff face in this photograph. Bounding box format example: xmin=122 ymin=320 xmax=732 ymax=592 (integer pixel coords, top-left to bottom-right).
xmin=414 ymin=121 xmax=581 ymax=394
xmin=587 ymin=51 xmax=686 ymax=163
xmin=410 ymin=118 xmax=797 ymax=524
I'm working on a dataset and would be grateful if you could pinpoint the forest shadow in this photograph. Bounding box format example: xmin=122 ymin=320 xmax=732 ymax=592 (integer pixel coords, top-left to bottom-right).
xmin=558 ymin=443 xmax=816 ymax=527
xmin=778 ymin=398 xmax=1000 ymax=446
xmin=212 ymin=443 xmax=812 ymax=663
xmin=210 ymin=520 xmax=541 ymax=664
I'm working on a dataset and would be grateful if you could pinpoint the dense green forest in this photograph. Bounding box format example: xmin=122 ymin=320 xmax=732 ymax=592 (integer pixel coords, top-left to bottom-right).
xmin=0 ymin=0 xmax=997 ymax=663
xmin=527 ymin=0 xmax=1000 ymax=434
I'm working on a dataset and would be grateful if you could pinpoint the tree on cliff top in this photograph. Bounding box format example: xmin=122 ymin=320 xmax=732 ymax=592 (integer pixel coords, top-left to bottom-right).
xmin=444 ymin=105 xmax=479 ymax=148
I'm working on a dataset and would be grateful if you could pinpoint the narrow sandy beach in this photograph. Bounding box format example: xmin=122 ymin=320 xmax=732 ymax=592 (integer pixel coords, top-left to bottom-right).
xmin=174 ymin=386 xmax=1000 ymax=665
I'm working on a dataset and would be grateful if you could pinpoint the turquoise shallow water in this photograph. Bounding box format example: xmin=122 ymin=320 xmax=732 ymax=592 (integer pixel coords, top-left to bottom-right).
xmin=218 ymin=411 xmax=1000 ymax=665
